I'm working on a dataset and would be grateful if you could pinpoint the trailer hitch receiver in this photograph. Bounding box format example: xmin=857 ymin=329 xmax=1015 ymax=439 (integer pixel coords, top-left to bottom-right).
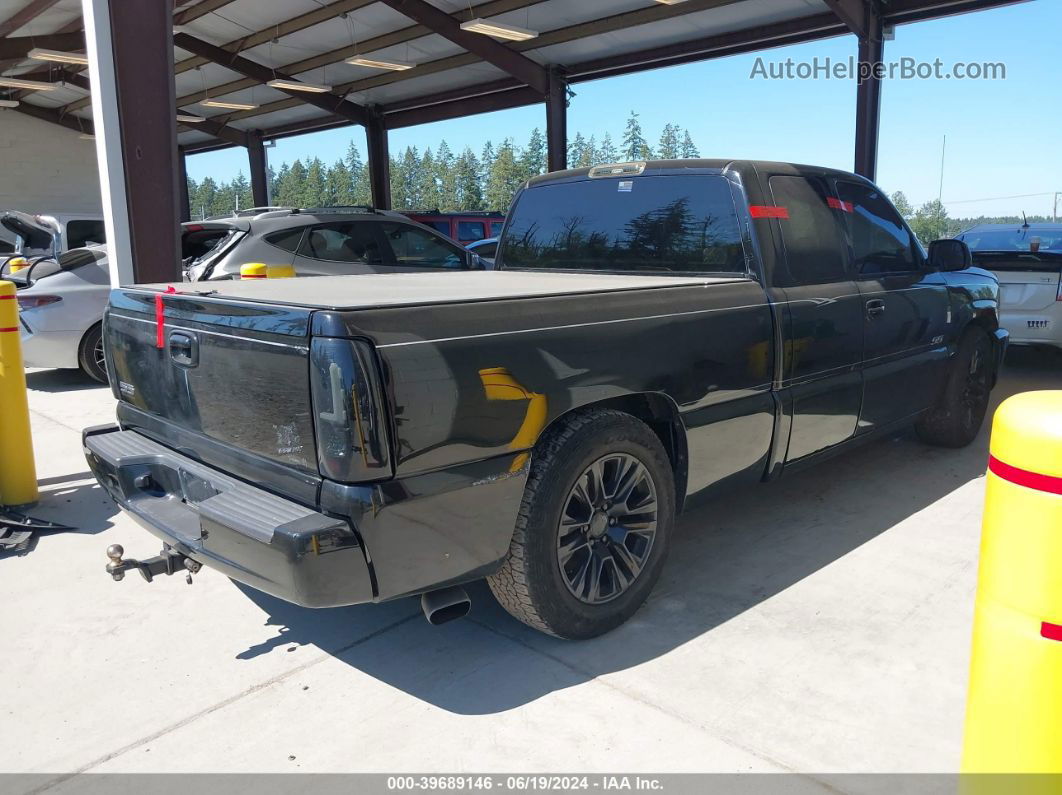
xmin=105 ymin=544 xmax=202 ymax=584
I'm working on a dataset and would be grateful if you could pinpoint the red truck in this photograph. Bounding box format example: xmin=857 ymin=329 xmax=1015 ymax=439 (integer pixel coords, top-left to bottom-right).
xmin=403 ymin=211 xmax=504 ymax=245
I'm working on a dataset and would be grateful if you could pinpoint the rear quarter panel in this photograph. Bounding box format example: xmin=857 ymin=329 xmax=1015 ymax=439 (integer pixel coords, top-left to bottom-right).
xmin=315 ymin=279 xmax=777 ymax=506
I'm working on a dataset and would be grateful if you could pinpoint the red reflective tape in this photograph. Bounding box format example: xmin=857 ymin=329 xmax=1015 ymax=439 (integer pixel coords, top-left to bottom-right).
xmin=0 ymin=295 xmax=15 ymax=300
xmin=988 ymin=455 xmax=1062 ymax=496
xmin=827 ymin=197 xmax=854 ymax=213
xmin=0 ymin=326 xmax=19 ymax=332
xmin=242 ymin=274 xmax=266 ymax=279
xmin=749 ymin=205 xmax=789 ymax=219
xmin=1042 ymin=622 xmax=1062 ymax=642
xmin=154 ymin=293 xmax=165 ymax=349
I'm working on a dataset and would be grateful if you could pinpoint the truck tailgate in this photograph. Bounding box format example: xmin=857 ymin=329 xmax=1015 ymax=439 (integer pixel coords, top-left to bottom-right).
xmin=105 ymin=288 xmax=318 ymax=476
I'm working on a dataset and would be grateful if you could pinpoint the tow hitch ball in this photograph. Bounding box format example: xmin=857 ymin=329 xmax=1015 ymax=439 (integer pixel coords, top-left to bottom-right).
xmin=106 ymin=544 xmax=202 ymax=584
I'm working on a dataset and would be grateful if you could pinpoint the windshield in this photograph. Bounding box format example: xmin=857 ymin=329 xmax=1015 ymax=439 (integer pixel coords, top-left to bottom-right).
xmin=499 ymin=175 xmax=746 ymax=274
xmin=958 ymin=227 xmax=1062 ymax=253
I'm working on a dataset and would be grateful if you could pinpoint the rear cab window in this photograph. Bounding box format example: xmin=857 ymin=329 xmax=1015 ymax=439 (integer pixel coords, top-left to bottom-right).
xmin=767 ymin=175 xmax=849 ymax=286
xmin=499 ymin=174 xmax=747 ymax=274
xmin=457 ymin=221 xmax=486 ymax=242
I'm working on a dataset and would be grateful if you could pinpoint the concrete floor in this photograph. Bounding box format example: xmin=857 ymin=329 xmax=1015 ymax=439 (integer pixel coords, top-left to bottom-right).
xmin=3 ymin=349 xmax=1059 ymax=785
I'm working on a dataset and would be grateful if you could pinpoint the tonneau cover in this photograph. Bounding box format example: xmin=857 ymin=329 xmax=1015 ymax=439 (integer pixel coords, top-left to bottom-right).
xmin=134 ymin=270 xmax=744 ymax=311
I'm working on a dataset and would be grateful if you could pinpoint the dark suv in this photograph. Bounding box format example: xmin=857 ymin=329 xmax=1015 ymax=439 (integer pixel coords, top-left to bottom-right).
xmin=182 ymin=206 xmax=485 ymax=280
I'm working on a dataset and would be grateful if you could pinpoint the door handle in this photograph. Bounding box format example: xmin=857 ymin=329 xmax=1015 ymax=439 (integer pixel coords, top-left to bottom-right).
xmin=168 ymin=331 xmax=198 ymax=367
xmin=865 ymin=298 xmax=886 ymax=319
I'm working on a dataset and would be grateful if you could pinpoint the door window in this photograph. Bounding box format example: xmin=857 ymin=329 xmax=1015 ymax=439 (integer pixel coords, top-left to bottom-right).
xmin=264 ymin=227 xmax=305 ymax=254
xmin=380 ymin=223 xmax=466 ymax=268
xmin=835 ymin=182 xmax=919 ymax=274
xmin=297 ymin=222 xmax=384 ymax=264
xmin=768 ymin=175 xmax=849 ymax=286
xmin=490 ymin=221 xmax=505 ymax=236
xmin=67 ymin=220 xmax=106 ymax=249
xmin=457 ymin=221 xmax=486 ymax=242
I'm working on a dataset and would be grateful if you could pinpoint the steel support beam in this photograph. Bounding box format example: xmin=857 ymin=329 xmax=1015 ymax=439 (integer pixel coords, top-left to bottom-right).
xmin=0 ymin=0 xmax=63 ymax=38
xmin=0 ymin=32 xmax=84 ymax=59
xmin=822 ymin=0 xmax=873 ymax=38
xmin=853 ymin=10 xmax=884 ymax=180
xmin=546 ymin=68 xmax=567 ymax=172
xmin=177 ymin=148 xmax=191 ymax=222
xmin=377 ymin=0 xmax=550 ymax=95
xmin=83 ymin=0 xmax=181 ymax=285
xmin=365 ymin=109 xmax=390 ymax=210
xmin=173 ymin=32 xmax=370 ymax=126
xmin=247 ymin=132 xmax=269 ymax=207
xmin=12 ymin=101 xmax=93 ymax=135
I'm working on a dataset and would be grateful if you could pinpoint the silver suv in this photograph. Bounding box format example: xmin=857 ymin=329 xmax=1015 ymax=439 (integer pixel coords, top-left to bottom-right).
xmin=183 ymin=206 xmax=486 ymax=281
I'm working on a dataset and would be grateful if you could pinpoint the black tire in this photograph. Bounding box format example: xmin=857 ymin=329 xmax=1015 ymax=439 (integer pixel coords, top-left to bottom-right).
xmin=78 ymin=323 xmax=107 ymax=383
xmin=915 ymin=328 xmax=993 ymax=448
xmin=487 ymin=409 xmax=675 ymax=639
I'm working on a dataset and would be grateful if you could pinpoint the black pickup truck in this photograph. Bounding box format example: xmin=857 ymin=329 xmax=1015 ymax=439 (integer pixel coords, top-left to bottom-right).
xmin=85 ymin=159 xmax=1007 ymax=639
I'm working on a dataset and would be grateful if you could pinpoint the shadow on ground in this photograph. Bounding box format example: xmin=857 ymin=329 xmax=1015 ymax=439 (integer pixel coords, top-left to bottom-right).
xmin=0 ymin=472 xmax=118 ymax=558
xmin=234 ymin=349 xmax=1061 ymax=712
xmin=26 ymin=368 xmax=101 ymax=393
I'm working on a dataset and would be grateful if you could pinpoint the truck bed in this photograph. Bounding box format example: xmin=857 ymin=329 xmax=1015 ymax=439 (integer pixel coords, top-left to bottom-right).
xmin=138 ymin=270 xmax=744 ymax=310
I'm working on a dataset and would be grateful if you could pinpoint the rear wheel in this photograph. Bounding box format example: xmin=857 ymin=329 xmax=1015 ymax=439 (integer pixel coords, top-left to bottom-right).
xmin=78 ymin=323 xmax=107 ymax=383
xmin=488 ymin=409 xmax=675 ymax=639
xmin=915 ymin=328 xmax=992 ymax=448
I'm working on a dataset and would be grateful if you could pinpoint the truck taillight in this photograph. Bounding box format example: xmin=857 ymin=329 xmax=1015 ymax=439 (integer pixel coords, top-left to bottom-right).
xmin=310 ymin=338 xmax=392 ymax=482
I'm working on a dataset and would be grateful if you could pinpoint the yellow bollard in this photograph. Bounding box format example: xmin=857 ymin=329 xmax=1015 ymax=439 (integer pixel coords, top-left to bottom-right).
xmin=240 ymin=263 xmax=294 ymax=280
xmin=6 ymin=256 xmax=29 ymax=274
xmin=0 ymin=280 xmax=39 ymax=506
xmin=962 ymin=391 xmax=1062 ymax=774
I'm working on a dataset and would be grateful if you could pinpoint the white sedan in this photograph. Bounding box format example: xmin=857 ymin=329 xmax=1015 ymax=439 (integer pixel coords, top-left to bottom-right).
xmin=5 ymin=246 xmax=110 ymax=382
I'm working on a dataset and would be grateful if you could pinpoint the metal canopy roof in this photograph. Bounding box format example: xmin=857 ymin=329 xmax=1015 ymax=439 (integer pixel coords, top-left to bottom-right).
xmin=0 ymin=0 xmax=1027 ymax=153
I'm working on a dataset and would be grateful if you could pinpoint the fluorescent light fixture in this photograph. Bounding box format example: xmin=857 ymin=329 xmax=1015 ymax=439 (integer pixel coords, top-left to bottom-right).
xmin=176 ymin=113 xmax=204 ymax=123
xmin=459 ymin=19 xmax=537 ymax=41
xmin=28 ymin=47 xmax=89 ymax=66
xmin=266 ymin=78 xmax=332 ymax=93
xmin=79 ymin=133 xmax=94 ymax=140
xmin=200 ymin=98 xmax=258 ymax=110
xmin=0 ymin=76 xmax=58 ymax=91
xmin=0 ymin=99 xmax=18 ymax=108
xmin=345 ymin=56 xmax=415 ymax=71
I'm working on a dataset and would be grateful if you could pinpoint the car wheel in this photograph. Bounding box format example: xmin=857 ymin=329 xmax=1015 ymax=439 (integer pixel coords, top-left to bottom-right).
xmin=487 ymin=409 xmax=675 ymax=639
xmin=78 ymin=323 xmax=108 ymax=383
xmin=915 ymin=327 xmax=992 ymax=448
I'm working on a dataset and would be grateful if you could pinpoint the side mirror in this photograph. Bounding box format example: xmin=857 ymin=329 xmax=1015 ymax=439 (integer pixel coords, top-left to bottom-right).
xmin=928 ymin=238 xmax=972 ymax=271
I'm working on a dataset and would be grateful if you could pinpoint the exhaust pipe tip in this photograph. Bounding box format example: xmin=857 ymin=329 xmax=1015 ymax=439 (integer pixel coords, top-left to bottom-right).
xmin=420 ymin=585 xmax=471 ymax=625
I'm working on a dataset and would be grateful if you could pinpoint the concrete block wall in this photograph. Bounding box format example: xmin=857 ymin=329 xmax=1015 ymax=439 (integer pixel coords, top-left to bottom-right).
xmin=0 ymin=110 xmax=102 ymax=243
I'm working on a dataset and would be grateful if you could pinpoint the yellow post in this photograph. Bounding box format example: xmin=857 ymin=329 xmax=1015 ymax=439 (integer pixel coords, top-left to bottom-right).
xmin=6 ymin=257 xmax=29 ymax=274
xmin=0 ymin=280 xmax=39 ymax=506
xmin=963 ymin=390 xmax=1062 ymax=773
xmin=240 ymin=263 xmax=294 ymax=280
xmin=266 ymin=264 xmax=295 ymax=279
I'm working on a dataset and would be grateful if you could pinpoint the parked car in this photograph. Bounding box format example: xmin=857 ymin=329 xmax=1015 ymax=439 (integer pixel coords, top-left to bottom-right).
xmin=86 ymin=159 xmax=1006 ymax=640
xmin=1 ymin=210 xmax=105 ymax=260
xmin=183 ymin=207 xmax=486 ymax=280
xmin=465 ymin=236 xmax=498 ymax=265
xmin=955 ymin=222 xmax=1062 ymax=350
xmin=403 ymin=210 xmax=504 ymax=245
xmin=7 ymin=245 xmax=110 ymax=382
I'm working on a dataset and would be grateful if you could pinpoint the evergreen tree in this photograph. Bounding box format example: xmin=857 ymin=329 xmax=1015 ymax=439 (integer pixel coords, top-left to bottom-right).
xmin=910 ymin=199 xmax=950 ymax=244
xmin=598 ymin=132 xmax=618 ymax=164
xmin=418 ymin=148 xmax=441 ymax=210
xmin=485 ymin=139 xmax=522 ymax=211
xmin=679 ymin=129 xmax=699 ymax=158
xmin=272 ymin=163 xmax=290 ymax=206
xmin=622 ymin=111 xmax=652 ymax=161
xmin=231 ymin=172 xmax=252 ymax=211
xmin=480 ymin=141 xmax=496 ymax=200
xmin=401 ymin=146 xmax=420 ymax=209
xmin=568 ymin=132 xmax=588 ymax=168
xmin=328 ymin=159 xmax=354 ymax=205
xmin=193 ymin=177 xmax=219 ymax=219
xmin=303 ymin=157 xmax=328 ymax=207
xmin=435 ymin=140 xmax=457 ymax=210
xmin=522 ymin=128 xmax=546 ymax=177
xmin=345 ymin=142 xmax=371 ymax=205
xmin=275 ymin=160 xmax=307 ymax=207
xmin=454 ymin=147 xmax=483 ymax=210
xmin=657 ymin=123 xmax=680 ymax=159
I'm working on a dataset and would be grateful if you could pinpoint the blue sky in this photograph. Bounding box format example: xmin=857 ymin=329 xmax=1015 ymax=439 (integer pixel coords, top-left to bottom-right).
xmin=187 ymin=0 xmax=1060 ymax=220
